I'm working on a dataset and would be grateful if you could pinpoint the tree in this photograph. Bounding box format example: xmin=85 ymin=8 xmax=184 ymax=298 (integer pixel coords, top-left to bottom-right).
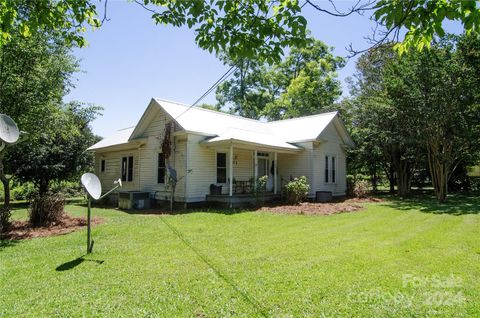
xmin=9 ymin=103 xmax=100 ymax=197
xmin=0 ymin=31 xmax=78 ymax=213
xmin=384 ymin=35 xmax=480 ymax=202
xmin=2 ymin=1 xmax=479 ymax=61
xmin=216 ymin=38 xmax=344 ymax=120
xmin=0 ymin=0 xmax=101 ymax=47
xmin=350 ymin=45 xmax=423 ymax=197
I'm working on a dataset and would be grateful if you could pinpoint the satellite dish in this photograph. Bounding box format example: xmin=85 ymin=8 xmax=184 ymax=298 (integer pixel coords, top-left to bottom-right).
xmin=0 ymin=114 xmax=20 ymax=145
xmin=167 ymin=164 xmax=177 ymax=182
xmin=81 ymin=173 xmax=102 ymax=200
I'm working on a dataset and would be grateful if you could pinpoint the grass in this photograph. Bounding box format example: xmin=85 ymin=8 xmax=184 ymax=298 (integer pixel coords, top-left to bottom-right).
xmin=1 ymin=194 xmax=479 ymax=317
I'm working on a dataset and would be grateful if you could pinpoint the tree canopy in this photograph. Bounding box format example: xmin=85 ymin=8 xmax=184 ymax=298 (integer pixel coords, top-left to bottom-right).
xmin=1 ymin=1 xmax=479 ymax=61
xmin=216 ymin=38 xmax=344 ymax=120
xmin=349 ymin=34 xmax=480 ymax=201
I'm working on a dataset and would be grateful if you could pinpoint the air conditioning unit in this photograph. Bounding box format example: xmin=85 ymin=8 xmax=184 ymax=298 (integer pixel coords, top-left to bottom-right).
xmin=118 ymin=191 xmax=151 ymax=210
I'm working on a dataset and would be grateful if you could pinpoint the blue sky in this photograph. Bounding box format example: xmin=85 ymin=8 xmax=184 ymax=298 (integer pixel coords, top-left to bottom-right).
xmin=65 ymin=1 xmax=461 ymax=138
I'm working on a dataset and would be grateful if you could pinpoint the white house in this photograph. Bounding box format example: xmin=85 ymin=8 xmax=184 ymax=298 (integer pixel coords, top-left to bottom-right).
xmin=88 ymin=98 xmax=354 ymax=205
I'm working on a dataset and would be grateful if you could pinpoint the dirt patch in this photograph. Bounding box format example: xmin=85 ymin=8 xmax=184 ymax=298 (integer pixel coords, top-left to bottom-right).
xmin=1 ymin=214 xmax=103 ymax=240
xmin=258 ymin=197 xmax=382 ymax=216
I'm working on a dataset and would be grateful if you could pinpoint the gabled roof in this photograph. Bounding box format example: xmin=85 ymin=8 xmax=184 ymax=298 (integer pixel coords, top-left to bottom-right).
xmin=89 ymin=98 xmax=354 ymax=151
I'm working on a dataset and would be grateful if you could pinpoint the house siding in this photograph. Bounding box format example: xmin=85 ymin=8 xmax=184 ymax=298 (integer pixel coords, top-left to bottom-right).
xmin=313 ymin=123 xmax=347 ymax=196
xmin=277 ymin=142 xmax=315 ymax=197
xmin=93 ymin=107 xmax=350 ymax=203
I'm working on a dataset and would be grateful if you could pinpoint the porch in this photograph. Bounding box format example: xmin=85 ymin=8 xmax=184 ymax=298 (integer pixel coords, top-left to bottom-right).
xmin=206 ymin=192 xmax=281 ymax=208
xmin=200 ymin=137 xmax=302 ymax=206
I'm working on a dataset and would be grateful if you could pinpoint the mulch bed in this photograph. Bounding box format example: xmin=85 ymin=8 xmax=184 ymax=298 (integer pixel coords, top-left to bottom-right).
xmin=1 ymin=214 xmax=103 ymax=240
xmin=258 ymin=197 xmax=383 ymax=216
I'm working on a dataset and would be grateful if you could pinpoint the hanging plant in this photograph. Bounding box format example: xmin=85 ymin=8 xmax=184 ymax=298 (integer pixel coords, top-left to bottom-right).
xmin=161 ymin=121 xmax=172 ymax=159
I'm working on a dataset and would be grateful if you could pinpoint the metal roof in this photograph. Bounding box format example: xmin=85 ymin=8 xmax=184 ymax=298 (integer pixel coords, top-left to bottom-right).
xmin=88 ymin=98 xmax=353 ymax=152
xmin=87 ymin=127 xmax=135 ymax=151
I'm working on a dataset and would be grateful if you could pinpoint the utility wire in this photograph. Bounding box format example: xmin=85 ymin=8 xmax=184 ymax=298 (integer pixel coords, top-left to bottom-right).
xmin=173 ymin=1 xmax=308 ymax=121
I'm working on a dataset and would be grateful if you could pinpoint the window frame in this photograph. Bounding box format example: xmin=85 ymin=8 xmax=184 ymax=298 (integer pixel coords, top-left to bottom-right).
xmin=216 ymin=152 xmax=227 ymax=184
xmin=121 ymin=155 xmax=134 ymax=182
xmin=324 ymin=155 xmax=337 ymax=184
xmin=100 ymin=159 xmax=106 ymax=173
xmin=157 ymin=153 xmax=166 ymax=184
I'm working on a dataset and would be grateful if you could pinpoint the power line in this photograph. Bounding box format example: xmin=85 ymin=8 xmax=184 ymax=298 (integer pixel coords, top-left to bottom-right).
xmin=174 ymin=1 xmax=308 ymax=121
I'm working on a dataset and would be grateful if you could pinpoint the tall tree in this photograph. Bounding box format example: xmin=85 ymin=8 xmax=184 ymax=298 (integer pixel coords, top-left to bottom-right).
xmin=0 ymin=31 xmax=77 ymax=209
xmin=351 ymin=45 xmax=423 ymax=197
xmin=384 ymin=35 xmax=480 ymax=202
xmin=9 ymin=102 xmax=101 ymax=197
xmin=216 ymin=38 xmax=344 ymax=120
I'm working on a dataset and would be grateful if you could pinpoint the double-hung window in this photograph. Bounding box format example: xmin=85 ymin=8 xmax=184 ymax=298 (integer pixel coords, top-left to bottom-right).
xmin=325 ymin=155 xmax=336 ymax=184
xmin=157 ymin=153 xmax=166 ymax=184
xmin=100 ymin=159 xmax=106 ymax=173
xmin=121 ymin=156 xmax=134 ymax=182
xmin=216 ymin=153 xmax=227 ymax=183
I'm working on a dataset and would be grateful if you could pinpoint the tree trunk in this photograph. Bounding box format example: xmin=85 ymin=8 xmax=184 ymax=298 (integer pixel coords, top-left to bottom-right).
xmin=0 ymin=152 xmax=10 ymax=209
xmin=426 ymin=141 xmax=450 ymax=203
xmin=388 ymin=164 xmax=395 ymax=194
xmin=391 ymin=147 xmax=412 ymax=197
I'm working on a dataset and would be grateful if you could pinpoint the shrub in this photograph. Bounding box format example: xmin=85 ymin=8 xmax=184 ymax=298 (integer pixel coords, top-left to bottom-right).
xmin=11 ymin=182 xmax=37 ymax=201
xmin=284 ymin=176 xmax=310 ymax=204
xmin=353 ymin=180 xmax=370 ymax=198
xmin=29 ymin=193 xmax=65 ymax=227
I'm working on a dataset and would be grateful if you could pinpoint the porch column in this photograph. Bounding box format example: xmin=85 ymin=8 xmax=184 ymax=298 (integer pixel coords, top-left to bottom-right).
xmin=274 ymin=152 xmax=278 ymax=194
xmin=254 ymin=150 xmax=258 ymax=188
xmin=229 ymin=143 xmax=233 ymax=197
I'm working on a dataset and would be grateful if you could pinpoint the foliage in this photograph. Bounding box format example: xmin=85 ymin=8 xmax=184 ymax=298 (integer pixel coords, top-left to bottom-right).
xmin=2 ymin=197 xmax=480 ymax=316
xmin=1 ymin=1 xmax=479 ymax=62
xmin=382 ymin=34 xmax=480 ymax=202
xmin=11 ymin=182 xmax=37 ymax=201
xmin=9 ymin=103 xmax=100 ymax=196
xmin=0 ymin=0 xmax=101 ymax=47
xmin=216 ymin=38 xmax=344 ymax=119
xmin=374 ymin=0 xmax=480 ymax=54
xmin=284 ymin=176 xmax=310 ymax=204
xmin=0 ymin=30 xmax=83 ymax=225
xmin=353 ymin=180 xmax=371 ymax=198
xmin=349 ymin=34 xmax=480 ymax=202
xmin=161 ymin=121 xmax=173 ymax=159
xmin=28 ymin=193 xmax=65 ymax=226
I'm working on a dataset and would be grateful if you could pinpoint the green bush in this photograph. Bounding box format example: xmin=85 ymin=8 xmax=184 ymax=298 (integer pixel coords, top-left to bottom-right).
xmin=11 ymin=182 xmax=37 ymax=201
xmin=284 ymin=176 xmax=310 ymax=204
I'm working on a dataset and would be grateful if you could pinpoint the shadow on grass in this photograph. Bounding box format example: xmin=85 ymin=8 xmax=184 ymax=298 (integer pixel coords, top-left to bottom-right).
xmin=382 ymin=192 xmax=479 ymax=215
xmin=0 ymin=239 xmax=19 ymax=251
xmin=159 ymin=215 xmax=269 ymax=317
xmin=56 ymin=255 xmax=104 ymax=271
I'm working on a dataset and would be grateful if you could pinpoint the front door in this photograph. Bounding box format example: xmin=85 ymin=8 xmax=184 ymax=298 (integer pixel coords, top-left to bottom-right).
xmin=258 ymin=158 xmax=269 ymax=177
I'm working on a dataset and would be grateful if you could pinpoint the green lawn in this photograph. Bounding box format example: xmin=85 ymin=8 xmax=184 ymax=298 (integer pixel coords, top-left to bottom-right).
xmin=1 ymin=195 xmax=479 ymax=317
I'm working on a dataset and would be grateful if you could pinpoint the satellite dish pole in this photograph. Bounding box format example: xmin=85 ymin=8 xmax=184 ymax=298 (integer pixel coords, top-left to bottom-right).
xmin=81 ymin=173 xmax=122 ymax=253
xmin=0 ymin=114 xmax=20 ymax=213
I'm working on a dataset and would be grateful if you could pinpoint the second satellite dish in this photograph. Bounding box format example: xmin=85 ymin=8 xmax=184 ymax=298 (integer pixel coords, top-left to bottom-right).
xmin=81 ymin=173 xmax=102 ymax=200
xmin=0 ymin=114 xmax=20 ymax=145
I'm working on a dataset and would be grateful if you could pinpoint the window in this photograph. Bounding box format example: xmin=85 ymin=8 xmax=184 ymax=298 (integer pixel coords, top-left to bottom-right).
xmin=324 ymin=155 xmax=329 ymax=183
xmin=121 ymin=156 xmax=134 ymax=182
xmin=101 ymin=159 xmax=106 ymax=172
xmin=157 ymin=153 xmax=165 ymax=184
xmin=324 ymin=155 xmax=336 ymax=184
xmin=216 ymin=152 xmax=227 ymax=183
xmin=331 ymin=157 xmax=336 ymax=183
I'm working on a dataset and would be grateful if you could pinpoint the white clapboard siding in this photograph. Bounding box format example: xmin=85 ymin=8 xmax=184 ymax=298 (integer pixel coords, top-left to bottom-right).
xmin=96 ymin=150 xmax=140 ymax=192
xmin=277 ymin=142 xmax=315 ymax=197
xmin=185 ymin=134 xmax=217 ymax=201
xmin=313 ymin=122 xmax=347 ymax=196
